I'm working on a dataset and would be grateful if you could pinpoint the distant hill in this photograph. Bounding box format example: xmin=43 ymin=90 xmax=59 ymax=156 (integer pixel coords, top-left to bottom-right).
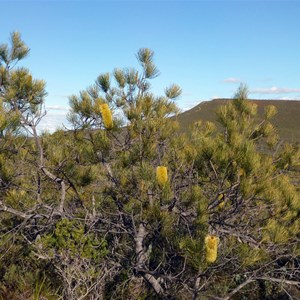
xmin=176 ymin=99 xmax=300 ymax=143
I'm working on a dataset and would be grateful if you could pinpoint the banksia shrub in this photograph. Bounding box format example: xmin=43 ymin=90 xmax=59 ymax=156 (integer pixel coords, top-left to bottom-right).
xmin=156 ymin=166 xmax=168 ymax=186
xmin=205 ymin=235 xmax=218 ymax=263
xmin=99 ymin=103 xmax=113 ymax=129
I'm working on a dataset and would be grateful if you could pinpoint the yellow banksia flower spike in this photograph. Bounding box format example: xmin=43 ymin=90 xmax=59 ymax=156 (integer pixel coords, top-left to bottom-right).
xmin=239 ymin=168 xmax=245 ymax=177
xmin=99 ymin=103 xmax=113 ymax=129
xmin=217 ymin=194 xmax=225 ymax=210
xmin=218 ymin=201 xmax=225 ymax=210
xmin=205 ymin=235 xmax=218 ymax=263
xmin=156 ymin=166 xmax=168 ymax=186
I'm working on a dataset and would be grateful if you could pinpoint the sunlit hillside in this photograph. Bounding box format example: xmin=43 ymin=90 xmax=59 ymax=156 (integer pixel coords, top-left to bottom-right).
xmin=176 ymin=99 xmax=300 ymax=142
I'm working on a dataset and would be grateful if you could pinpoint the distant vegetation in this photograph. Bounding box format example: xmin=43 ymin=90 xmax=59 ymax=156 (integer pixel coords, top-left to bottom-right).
xmin=177 ymin=99 xmax=300 ymax=143
xmin=0 ymin=32 xmax=299 ymax=299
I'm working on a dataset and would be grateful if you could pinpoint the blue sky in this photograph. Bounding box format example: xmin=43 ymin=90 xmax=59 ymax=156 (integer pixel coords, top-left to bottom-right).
xmin=1 ymin=0 xmax=300 ymax=132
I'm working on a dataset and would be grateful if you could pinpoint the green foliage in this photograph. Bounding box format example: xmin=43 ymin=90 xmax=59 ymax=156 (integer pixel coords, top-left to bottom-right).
xmin=137 ymin=48 xmax=160 ymax=79
xmin=0 ymin=34 xmax=299 ymax=299
xmin=38 ymin=218 xmax=108 ymax=260
xmin=165 ymin=84 xmax=182 ymax=99
xmin=0 ymin=233 xmax=59 ymax=300
xmin=0 ymin=32 xmax=29 ymax=66
xmin=263 ymin=219 xmax=290 ymax=244
xmin=236 ymin=243 xmax=269 ymax=267
xmin=97 ymin=72 xmax=111 ymax=92
xmin=179 ymin=236 xmax=205 ymax=269
xmin=265 ymin=104 xmax=277 ymax=119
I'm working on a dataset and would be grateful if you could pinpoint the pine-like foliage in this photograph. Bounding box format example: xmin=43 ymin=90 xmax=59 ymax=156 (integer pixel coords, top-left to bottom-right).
xmin=0 ymin=34 xmax=299 ymax=300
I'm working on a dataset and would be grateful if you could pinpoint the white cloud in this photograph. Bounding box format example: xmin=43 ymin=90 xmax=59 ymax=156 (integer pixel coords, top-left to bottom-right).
xmin=222 ymin=77 xmax=241 ymax=83
xmin=181 ymin=92 xmax=193 ymax=97
xmin=250 ymin=86 xmax=300 ymax=94
xmin=37 ymin=110 xmax=70 ymax=133
xmin=46 ymin=105 xmax=70 ymax=112
xmin=178 ymin=99 xmax=202 ymax=112
xmin=38 ymin=114 xmax=71 ymax=133
xmin=276 ymin=96 xmax=300 ymax=100
xmin=210 ymin=95 xmax=221 ymax=100
xmin=53 ymin=94 xmax=69 ymax=99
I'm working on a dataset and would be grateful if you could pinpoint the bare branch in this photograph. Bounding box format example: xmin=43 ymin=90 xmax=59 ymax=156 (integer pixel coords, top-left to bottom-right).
xmin=0 ymin=200 xmax=30 ymax=219
xmin=222 ymin=278 xmax=254 ymax=300
xmin=135 ymin=223 xmax=164 ymax=295
xmin=257 ymin=277 xmax=300 ymax=287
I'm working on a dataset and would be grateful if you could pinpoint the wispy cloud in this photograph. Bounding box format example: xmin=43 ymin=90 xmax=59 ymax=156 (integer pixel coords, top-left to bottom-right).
xmin=53 ymin=94 xmax=70 ymax=99
xmin=37 ymin=106 xmax=70 ymax=133
xmin=210 ymin=95 xmax=221 ymax=100
xmin=276 ymin=96 xmax=300 ymax=100
xmin=38 ymin=114 xmax=70 ymax=133
xmin=181 ymin=92 xmax=193 ymax=97
xmin=37 ymin=113 xmax=70 ymax=133
xmin=46 ymin=105 xmax=70 ymax=112
xmin=222 ymin=77 xmax=241 ymax=83
xmin=250 ymin=86 xmax=300 ymax=94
